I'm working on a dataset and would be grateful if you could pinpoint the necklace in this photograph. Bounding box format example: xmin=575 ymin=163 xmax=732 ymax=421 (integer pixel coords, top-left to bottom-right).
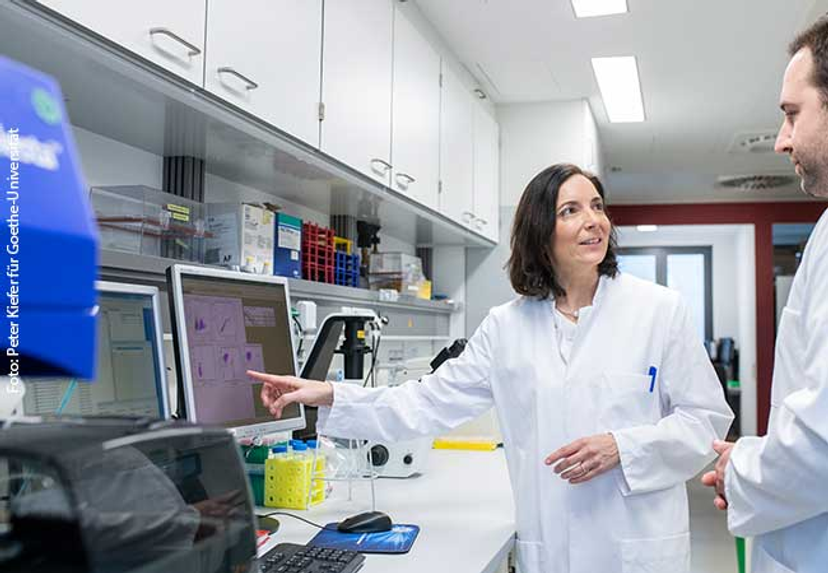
xmin=556 ymin=305 xmax=580 ymax=321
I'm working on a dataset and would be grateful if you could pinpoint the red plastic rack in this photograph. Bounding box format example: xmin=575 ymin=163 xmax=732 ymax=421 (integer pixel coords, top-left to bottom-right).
xmin=301 ymin=222 xmax=335 ymax=283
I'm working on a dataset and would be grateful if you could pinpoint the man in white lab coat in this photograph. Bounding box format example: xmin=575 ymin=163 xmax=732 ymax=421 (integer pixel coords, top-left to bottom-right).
xmin=701 ymin=16 xmax=828 ymax=573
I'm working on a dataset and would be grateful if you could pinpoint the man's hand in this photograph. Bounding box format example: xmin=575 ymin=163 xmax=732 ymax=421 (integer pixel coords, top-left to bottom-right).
xmin=544 ymin=433 xmax=620 ymax=485
xmin=247 ymin=371 xmax=334 ymax=418
xmin=700 ymin=439 xmax=735 ymax=510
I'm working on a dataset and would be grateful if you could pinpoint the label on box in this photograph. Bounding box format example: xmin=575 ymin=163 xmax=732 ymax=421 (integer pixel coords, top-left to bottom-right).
xmin=278 ymin=226 xmax=300 ymax=250
xmin=290 ymin=251 xmax=299 ymax=261
xmin=170 ymin=212 xmax=189 ymax=222
xmin=166 ymin=203 xmax=190 ymax=217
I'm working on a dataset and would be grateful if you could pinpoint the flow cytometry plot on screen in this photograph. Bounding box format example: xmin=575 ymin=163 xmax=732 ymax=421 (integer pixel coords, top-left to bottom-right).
xmin=243 ymin=306 xmax=277 ymax=328
xmin=185 ymin=296 xmax=246 ymax=345
xmin=214 ymin=301 xmax=244 ymax=343
xmin=191 ymin=345 xmax=218 ymax=382
xmin=218 ymin=346 xmax=246 ymax=381
xmin=186 ymin=299 xmax=215 ymax=343
xmin=243 ymin=344 xmax=265 ymax=372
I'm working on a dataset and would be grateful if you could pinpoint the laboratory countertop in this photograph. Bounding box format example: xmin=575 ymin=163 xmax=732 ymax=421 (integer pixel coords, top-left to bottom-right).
xmin=257 ymin=448 xmax=516 ymax=573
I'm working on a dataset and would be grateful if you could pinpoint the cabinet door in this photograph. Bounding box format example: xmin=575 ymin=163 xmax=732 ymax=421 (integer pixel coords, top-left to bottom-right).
xmin=204 ymin=0 xmax=322 ymax=147
xmin=321 ymin=0 xmax=393 ymax=186
xmin=37 ymin=0 xmax=205 ymax=86
xmin=439 ymin=64 xmax=474 ymax=227
xmin=390 ymin=8 xmax=440 ymax=210
xmin=473 ymin=105 xmax=500 ymax=242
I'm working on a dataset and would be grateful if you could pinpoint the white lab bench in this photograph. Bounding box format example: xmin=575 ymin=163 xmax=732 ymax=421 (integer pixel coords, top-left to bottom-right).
xmin=258 ymin=449 xmax=516 ymax=573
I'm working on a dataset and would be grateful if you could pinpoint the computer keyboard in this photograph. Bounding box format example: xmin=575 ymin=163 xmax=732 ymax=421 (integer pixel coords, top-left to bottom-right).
xmin=257 ymin=542 xmax=365 ymax=573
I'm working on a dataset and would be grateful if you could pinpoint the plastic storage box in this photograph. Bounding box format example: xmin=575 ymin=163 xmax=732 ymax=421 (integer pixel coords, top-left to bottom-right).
xmin=90 ymin=185 xmax=209 ymax=262
xmin=368 ymin=252 xmax=425 ymax=296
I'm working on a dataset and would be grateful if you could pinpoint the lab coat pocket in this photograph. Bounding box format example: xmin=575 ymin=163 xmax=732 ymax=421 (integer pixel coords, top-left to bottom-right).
xmin=620 ymin=532 xmax=690 ymax=573
xmin=600 ymin=372 xmax=660 ymax=430
xmin=753 ymin=544 xmax=796 ymax=573
xmin=515 ymin=540 xmax=545 ymax=573
xmin=771 ymin=307 xmax=804 ymax=408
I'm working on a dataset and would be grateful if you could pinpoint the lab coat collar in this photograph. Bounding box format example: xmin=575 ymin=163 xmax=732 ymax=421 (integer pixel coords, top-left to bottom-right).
xmin=551 ymin=273 xmax=611 ymax=323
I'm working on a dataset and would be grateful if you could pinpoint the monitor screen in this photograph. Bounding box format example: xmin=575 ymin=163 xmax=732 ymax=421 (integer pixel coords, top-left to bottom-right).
xmin=22 ymin=282 xmax=169 ymax=418
xmin=167 ymin=265 xmax=305 ymax=439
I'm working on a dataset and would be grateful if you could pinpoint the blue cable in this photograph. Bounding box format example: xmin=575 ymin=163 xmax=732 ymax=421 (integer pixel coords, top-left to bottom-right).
xmin=55 ymin=379 xmax=78 ymax=414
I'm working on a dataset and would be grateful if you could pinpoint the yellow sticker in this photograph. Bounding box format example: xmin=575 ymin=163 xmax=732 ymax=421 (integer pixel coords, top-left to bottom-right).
xmin=408 ymin=318 xmax=413 ymax=328
xmin=357 ymin=330 xmax=365 ymax=339
xmin=166 ymin=204 xmax=190 ymax=215
xmin=171 ymin=212 xmax=189 ymax=222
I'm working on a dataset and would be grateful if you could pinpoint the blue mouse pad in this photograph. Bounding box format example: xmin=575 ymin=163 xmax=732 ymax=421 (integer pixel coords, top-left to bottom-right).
xmin=309 ymin=524 xmax=420 ymax=554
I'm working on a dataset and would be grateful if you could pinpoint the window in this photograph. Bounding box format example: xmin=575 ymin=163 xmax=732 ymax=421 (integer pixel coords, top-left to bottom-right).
xmin=617 ymin=247 xmax=713 ymax=340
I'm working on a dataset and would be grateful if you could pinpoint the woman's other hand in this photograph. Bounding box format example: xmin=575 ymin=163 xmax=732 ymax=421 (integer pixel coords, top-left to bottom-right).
xmin=247 ymin=370 xmax=334 ymax=418
xmin=544 ymin=433 xmax=620 ymax=484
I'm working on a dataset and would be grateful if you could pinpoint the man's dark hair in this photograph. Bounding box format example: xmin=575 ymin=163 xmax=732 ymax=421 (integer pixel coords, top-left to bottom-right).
xmin=506 ymin=163 xmax=618 ymax=300
xmin=790 ymin=16 xmax=828 ymax=106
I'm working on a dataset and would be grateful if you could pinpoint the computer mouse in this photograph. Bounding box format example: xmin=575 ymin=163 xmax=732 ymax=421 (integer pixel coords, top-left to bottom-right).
xmin=337 ymin=510 xmax=393 ymax=534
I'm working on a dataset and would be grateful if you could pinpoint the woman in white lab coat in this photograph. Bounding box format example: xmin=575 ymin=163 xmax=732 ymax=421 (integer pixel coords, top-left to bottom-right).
xmin=248 ymin=163 xmax=733 ymax=573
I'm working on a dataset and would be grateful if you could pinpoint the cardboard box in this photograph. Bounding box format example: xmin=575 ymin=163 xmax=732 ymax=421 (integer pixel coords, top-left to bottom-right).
xmin=206 ymin=203 xmax=274 ymax=274
xmin=274 ymin=213 xmax=302 ymax=279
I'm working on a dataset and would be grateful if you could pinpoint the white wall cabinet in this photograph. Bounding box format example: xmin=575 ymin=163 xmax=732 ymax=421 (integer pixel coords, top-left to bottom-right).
xmin=34 ymin=0 xmax=500 ymax=244
xmin=204 ymin=0 xmax=322 ymax=147
xmin=439 ymin=63 xmax=475 ymax=228
xmin=473 ymin=106 xmax=500 ymax=242
xmin=321 ymin=0 xmax=394 ymax=186
xmin=390 ymin=8 xmax=440 ymax=210
xmin=38 ymin=0 xmax=206 ymax=86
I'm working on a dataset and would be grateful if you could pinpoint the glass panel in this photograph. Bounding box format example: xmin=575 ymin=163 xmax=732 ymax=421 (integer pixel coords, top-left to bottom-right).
xmin=667 ymin=254 xmax=706 ymax=339
xmin=617 ymin=254 xmax=657 ymax=283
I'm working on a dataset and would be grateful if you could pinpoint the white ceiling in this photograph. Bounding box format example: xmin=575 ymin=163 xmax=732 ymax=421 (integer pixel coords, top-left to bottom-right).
xmin=414 ymin=0 xmax=828 ymax=204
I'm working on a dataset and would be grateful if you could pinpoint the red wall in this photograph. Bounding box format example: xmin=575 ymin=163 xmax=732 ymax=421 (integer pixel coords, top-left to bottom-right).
xmin=610 ymin=202 xmax=826 ymax=436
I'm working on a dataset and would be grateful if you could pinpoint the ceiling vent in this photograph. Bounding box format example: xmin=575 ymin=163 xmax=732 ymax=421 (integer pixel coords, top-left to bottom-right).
xmin=716 ymin=174 xmax=796 ymax=190
xmin=728 ymin=131 xmax=778 ymax=153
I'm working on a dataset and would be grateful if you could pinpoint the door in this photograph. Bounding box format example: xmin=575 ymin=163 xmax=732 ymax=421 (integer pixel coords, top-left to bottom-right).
xmin=618 ymin=247 xmax=713 ymax=340
xmin=391 ymin=7 xmax=440 ymax=209
xmin=321 ymin=0 xmax=393 ymax=186
xmin=439 ymin=63 xmax=474 ymax=227
xmin=38 ymin=0 xmax=205 ymax=86
xmin=204 ymin=0 xmax=323 ymax=147
xmin=473 ymin=105 xmax=499 ymax=241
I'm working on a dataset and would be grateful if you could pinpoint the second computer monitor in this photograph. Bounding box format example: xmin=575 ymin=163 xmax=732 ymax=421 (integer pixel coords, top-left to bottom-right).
xmin=167 ymin=265 xmax=305 ymax=439
xmin=22 ymin=281 xmax=169 ymax=418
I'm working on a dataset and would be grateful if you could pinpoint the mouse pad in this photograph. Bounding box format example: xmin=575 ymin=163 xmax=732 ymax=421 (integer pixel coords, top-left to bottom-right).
xmin=309 ymin=524 xmax=420 ymax=554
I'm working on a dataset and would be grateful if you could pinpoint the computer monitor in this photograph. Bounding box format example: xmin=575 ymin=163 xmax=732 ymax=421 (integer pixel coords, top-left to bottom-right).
xmin=167 ymin=265 xmax=305 ymax=439
xmin=22 ymin=281 xmax=170 ymax=418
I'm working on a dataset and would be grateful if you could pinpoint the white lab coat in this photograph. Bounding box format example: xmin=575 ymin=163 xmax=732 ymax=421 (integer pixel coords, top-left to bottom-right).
xmin=725 ymin=209 xmax=828 ymax=573
xmin=318 ymin=273 xmax=733 ymax=573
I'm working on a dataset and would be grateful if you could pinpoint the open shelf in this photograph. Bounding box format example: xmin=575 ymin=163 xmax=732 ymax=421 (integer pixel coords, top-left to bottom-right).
xmin=99 ymin=249 xmax=456 ymax=315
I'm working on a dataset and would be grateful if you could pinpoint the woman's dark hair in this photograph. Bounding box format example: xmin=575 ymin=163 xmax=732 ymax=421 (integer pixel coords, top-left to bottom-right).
xmin=507 ymin=163 xmax=619 ymax=300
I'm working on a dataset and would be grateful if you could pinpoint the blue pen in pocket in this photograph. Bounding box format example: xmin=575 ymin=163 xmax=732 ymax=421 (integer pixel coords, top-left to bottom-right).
xmin=648 ymin=366 xmax=657 ymax=393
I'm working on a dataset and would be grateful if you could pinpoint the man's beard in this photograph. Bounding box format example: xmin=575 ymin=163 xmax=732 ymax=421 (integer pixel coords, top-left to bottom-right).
xmin=798 ymin=162 xmax=828 ymax=198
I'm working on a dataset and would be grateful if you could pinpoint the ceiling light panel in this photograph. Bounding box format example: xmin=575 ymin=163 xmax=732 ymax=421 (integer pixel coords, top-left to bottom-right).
xmin=591 ymin=56 xmax=645 ymax=123
xmin=571 ymin=0 xmax=628 ymax=18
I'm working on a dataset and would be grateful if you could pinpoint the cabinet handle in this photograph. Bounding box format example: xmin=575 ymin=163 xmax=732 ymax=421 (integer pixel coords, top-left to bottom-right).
xmin=475 ymin=218 xmax=488 ymax=230
xmin=149 ymin=28 xmax=202 ymax=57
xmin=395 ymin=172 xmax=416 ymax=187
xmin=217 ymin=67 xmax=259 ymax=90
xmin=462 ymin=211 xmax=475 ymax=223
xmin=371 ymin=158 xmax=392 ymax=173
